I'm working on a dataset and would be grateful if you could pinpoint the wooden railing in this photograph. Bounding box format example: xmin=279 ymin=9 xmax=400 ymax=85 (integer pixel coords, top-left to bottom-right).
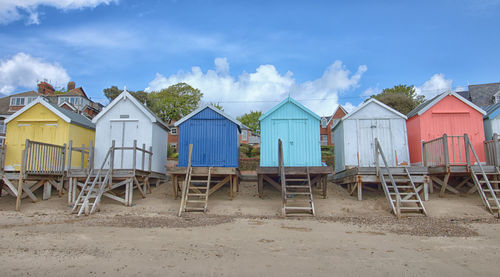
xmin=112 ymin=140 xmax=153 ymax=173
xmin=484 ymin=133 xmax=500 ymax=166
xmin=23 ymin=139 xmax=66 ymax=176
xmin=422 ymin=134 xmax=469 ymax=167
xmin=0 ymin=145 xmax=5 ymax=173
xmin=67 ymin=140 xmax=94 ymax=174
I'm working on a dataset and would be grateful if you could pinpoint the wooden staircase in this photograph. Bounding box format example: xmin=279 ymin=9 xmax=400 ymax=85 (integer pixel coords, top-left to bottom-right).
xmin=375 ymin=138 xmax=426 ymax=218
xmin=71 ymin=148 xmax=112 ymax=216
xmin=279 ymin=139 xmax=315 ymax=217
xmin=465 ymin=135 xmax=500 ymax=217
xmin=178 ymin=145 xmax=211 ymax=216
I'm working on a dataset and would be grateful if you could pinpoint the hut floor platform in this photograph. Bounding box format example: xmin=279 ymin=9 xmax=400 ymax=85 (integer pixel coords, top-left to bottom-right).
xmin=427 ymin=165 xmax=500 ymax=196
xmin=170 ymin=167 xmax=239 ymax=200
xmin=332 ymin=166 xmax=430 ymax=201
xmin=257 ymin=166 xmax=332 ymax=199
xmin=67 ymin=169 xmax=168 ymax=208
xmin=0 ymin=171 xmax=64 ymax=207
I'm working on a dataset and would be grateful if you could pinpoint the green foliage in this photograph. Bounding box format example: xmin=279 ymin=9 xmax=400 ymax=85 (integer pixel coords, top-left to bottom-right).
xmin=240 ymin=143 xmax=260 ymax=158
xmin=237 ymin=111 xmax=262 ymax=133
xmin=368 ymin=84 xmax=425 ymax=115
xmin=167 ymin=144 xmax=177 ymax=158
xmin=210 ymin=102 xmax=224 ymax=111
xmin=149 ymin=83 xmax=203 ymax=122
xmin=102 ymin=83 xmax=203 ymax=122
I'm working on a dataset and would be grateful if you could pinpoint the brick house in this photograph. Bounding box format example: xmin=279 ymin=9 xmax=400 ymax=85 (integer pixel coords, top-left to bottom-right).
xmin=320 ymin=105 xmax=347 ymax=146
xmin=167 ymin=120 xmax=179 ymax=151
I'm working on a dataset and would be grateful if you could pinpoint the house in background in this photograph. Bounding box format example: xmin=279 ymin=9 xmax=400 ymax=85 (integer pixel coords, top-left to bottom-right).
xmin=240 ymin=124 xmax=261 ymax=146
xmin=167 ymin=120 xmax=179 ymax=151
xmin=483 ymin=102 xmax=500 ymax=140
xmin=456 ymin=82 xmax=500 ymax=108
xmin=320 ymin=105 xmax=347 ymax=146
xmin=0 ymin=90 xmax=40 ymax=145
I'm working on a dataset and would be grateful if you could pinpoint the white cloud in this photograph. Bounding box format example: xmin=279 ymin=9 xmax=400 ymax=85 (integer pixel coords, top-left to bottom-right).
xmin=343 ymin=102 xmax=359 ymax=113
xmin=415 ymin=73 xmax=453 ymax=98
xmin=0 ymin=0 xmax=117 ymax=25
xmin=361 ymin=87 xmax=381 ymax=98
xmin=146 ymin=58 xmax=366 ymax=117
xmin=0 ymin=52 xmax=70 ymax=94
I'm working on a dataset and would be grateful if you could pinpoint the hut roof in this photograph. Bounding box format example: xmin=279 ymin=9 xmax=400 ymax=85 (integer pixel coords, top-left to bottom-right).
xmin=174 ymin=105 xmax=242 ymax=131
xmin=92 ymin=89 xmax=169 ymax=131
xmin=342 ymin=98 xmax=407 ymax=121
xmin=407 ymin=91 xmax=486 ymax=119
xmin=5 ymin=97 xmax=95 ymax=130
xmin=259 ymin=97 xmax=320 ymax=121
xmin=483 ymin=102 xmax=500 ymax=120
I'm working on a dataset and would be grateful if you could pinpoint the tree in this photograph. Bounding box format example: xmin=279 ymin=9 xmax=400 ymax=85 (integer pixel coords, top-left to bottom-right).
xmin=148 ymin=83 xmax=203 ymax=122
xmin=369 ymin=84 xmax=425 ymax=115
xmin=103 ymin=86 xmax=122 ymax=101
xmin=237 ymin=110 xmax=262 ymax=133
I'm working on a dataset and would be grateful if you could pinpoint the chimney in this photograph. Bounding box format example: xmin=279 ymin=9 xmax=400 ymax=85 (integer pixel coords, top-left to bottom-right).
xmin=67 ymin=81 xmax=76 ymax=91
xmin=37 ymin=82 xmax=55 ymax=95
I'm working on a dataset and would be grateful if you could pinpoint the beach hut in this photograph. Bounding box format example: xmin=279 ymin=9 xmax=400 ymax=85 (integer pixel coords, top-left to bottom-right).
xmin=407 ymin=91 xmax=486 ymax=165
xmin=259 ymin=97 xmax=322 ymax=167
xmin=257 ymin=97 xmax=331 ymax=217
xmin=173 ymin=105 xmax=242 ymax=214
xmin=331 ymin=99 xmax=428 ymax=217
xmin=91 ymin=90 xmax=169 ymax=175
xmin=483 ymin=103 xmax=500 ymax=140
xmin=68 ymin=90 xmax=170 ymax=215
xmin=332 ymin=98 xmax=409 ymax=173
xmin=1 ymin=97 xmax=95 ymax=207
xmin=3 ymin=97 xmax=95 ymax=171
xmin=407 ymin=92 xmax=500 ymax=211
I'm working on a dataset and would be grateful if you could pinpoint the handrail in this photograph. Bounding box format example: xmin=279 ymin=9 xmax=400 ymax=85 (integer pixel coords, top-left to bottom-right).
xmin=422 ymin=134 xmax=469 ymax=167
xmin=67 ymin=140 xmax=94 ymax=173
xmin=375 ymin=138 xmax=400 ymax=217
xmin=484 ymin=133 xmax=500 ymax=166
xmin=112 ymin=140 xmax=153 ymax=172
xmin=178 ymin=144 xmax=193 ymax=216
xmin=465 ymin=134 xmax=500 ymax=212
xmin=278 ymin=139 xmax=286 ymax=217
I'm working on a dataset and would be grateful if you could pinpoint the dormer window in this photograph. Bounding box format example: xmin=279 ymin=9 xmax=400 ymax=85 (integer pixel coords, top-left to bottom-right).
xmin=59 ymin=96 xmax=81 ymax=105
xmin=321 ymin=118 xmax=328 ymax=128
xmin=10 ymin=97 xmax=36 ymax=106
xmin=171 ymin=127 xmax=177 ymax=135
xmin=495 ymin=91 xmax=500 ymax=103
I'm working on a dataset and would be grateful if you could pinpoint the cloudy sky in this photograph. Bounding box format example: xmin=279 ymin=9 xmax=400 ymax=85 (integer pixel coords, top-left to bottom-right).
xmin=0 ymin=0 xmax=499 ymax=116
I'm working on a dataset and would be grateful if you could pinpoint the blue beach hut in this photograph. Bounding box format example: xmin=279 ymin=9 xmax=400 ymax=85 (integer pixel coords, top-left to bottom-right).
xmin=175 ymin=105 xmax=242 ymax=167
xmin=259 ymin=97 xmax=322 ymax=167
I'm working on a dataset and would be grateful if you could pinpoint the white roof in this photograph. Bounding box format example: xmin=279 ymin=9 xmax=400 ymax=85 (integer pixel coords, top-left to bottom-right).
xmin=174 ymin=104 xmax=242 ymax=130
xmin=92 ymin=89 xmax=169 ymax=130
xmin=6 ymin=97 xmax=71 ymax=124
xmin=342 ymin=98 xmax=407 ymax=121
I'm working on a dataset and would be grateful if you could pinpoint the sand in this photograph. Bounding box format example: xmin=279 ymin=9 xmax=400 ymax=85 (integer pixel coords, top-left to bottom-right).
xmin=0 ymin=181 xmax=499 ymax=276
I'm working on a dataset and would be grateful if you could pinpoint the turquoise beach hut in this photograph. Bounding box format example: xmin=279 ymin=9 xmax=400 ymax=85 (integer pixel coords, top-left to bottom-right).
xmin=259 ymin=97 xmax=322 ymax=167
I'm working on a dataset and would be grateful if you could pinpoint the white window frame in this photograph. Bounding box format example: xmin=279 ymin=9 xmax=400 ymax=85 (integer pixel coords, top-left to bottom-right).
xmin=242 ymin=130 xmax=248 ymax=141
xmin=321 ymin=134 xmax=328 ymax=146
xmin=321 ymin=118 xmax=328 ymax=128
xmin=495 ymin=91 xmax=500 ymax=103
xmin=170 ymin=127 xmax=177 ymax=135
xmin=170 ymin=143 xmax=177 ymax=149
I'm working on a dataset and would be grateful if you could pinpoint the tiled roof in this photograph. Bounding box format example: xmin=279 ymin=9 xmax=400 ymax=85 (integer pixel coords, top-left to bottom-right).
xmin=469 ymin=82 xmax=500 ymax=108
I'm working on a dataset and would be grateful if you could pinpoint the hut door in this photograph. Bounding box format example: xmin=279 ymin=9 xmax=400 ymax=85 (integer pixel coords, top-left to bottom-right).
xmin=289 ymin=119 xmax=307 ymax=166
xmin=358 ymin=119 xmax=394 ymax=167
xmin=272 ymin=120 xmax=290 ymax=165
xmin=110 ymin=120 xmax=139 ymax=169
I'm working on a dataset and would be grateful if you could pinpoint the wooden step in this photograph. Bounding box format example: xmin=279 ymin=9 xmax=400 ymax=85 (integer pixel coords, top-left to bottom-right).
xmin=479 ymin=180 xmax=500 ymax=183
xmin=286 ymin=192 xmax=311 ymax=195
xmin=286 ymin=178 xmax=308 ymax=182
xmin=187 ymin=193 xmax=206 ymax=197
xmin=286 ymin=185 xmax=309 ymax=188
xmin=285 ymin=207 xmax=313 ymax=211
xmin=185 ymin=207 xmax=205 ymax=212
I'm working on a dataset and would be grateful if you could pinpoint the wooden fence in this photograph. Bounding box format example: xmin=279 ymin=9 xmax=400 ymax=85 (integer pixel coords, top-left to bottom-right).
xmin=0 ymin=145 xmax=5 ymax=173
xmin=67 ymin=140 xmax=94 ymax=174
xmin=23 ymin=139 xmax=66 ymax=176
xmin=422 ymin=134 xmax=469 ymax=166
xmin=112 ymin=140 xmax=153 ymax=173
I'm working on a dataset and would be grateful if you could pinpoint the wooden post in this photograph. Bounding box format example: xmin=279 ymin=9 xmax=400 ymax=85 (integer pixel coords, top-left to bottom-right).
xmin=88 ymin=140 xmax=94 ymax=173
xmin=141 ymin=143 xmax=145 ymax=171
xmin=67 ymin=140 xmax=73 ymax=172
xmin=132 ymin=140 xmax=137 ymax=174
xmin=422 ymin=140 xmax=427 ymax=167
xmin=464 ymin=134 xmax=471 ymax=166
xmin=16 ymin=147 xmax=27 ymax=211
xmin=442 ymin=134 xmax=449 ymax=167
xmin=493 ymin=133 xmax=499 ymax=167
xmin=110 ymin=140 xmax=115 ymax=173
xmin=148 ymin=146 xmax=152 ymax=174
xmin=80 ymin=144 xmax=85 ymax=169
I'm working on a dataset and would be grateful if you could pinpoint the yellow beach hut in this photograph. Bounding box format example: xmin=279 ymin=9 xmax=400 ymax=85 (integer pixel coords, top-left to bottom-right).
xmin=3 ymin=98 xmax=95 ymax=171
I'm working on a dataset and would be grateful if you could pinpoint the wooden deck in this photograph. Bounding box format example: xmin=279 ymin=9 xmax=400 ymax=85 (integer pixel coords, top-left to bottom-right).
xmin=332 ymin=166 xmax=430 ymax=201
xmin=170 ymin=167 xmax=239 ymax=200
xmin=257 ymin=166 xmax=332 ymax=198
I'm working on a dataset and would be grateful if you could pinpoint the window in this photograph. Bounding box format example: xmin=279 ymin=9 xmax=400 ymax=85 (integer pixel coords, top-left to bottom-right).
xmin=59 ymin=96 xmax=81 ymax=105
xmin=321 ymin=118 xmax=328 ymax=128
xmin=170 ymin=127 xmax=177 ymax=135
xmin=495 ymin=91 xmax=500 ymax=103
xmin=321 ymin=135 xmax=328 ymax=146
xmin=242 ymin=130 xmax=248 ymax=141
xmin=120 ymin=114 xmax=130 ymax=118
xmin=170 ymin=143 xmax=177 ymax=149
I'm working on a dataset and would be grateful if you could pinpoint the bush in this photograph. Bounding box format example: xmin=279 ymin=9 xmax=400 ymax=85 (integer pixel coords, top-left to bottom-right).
xmin=167 ymin=144 xmax=177 ymax=158
xmin=250 ymin=147 xmax=260 ymax=157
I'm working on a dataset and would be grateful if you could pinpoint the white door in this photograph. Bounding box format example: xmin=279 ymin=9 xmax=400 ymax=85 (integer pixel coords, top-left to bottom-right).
xmin=358 ymin=119 xmax=394 ymax=167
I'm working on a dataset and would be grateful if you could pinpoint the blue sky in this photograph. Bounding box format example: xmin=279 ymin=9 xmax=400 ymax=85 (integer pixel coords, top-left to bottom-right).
xmin=0 ymin=0 xmax=499 ymax=116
